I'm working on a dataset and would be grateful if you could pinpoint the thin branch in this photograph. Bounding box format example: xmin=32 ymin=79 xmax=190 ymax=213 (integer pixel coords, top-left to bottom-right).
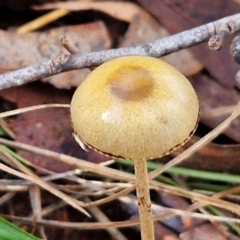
xmin=60 ymin=37 xmax=78 ymax=54
xmin=0 ymin=13 xmax=240 ymax=90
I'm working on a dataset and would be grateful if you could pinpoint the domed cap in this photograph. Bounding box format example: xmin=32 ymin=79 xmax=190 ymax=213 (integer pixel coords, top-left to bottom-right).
xmin=70 ymin=56 xmax=199 ymax=160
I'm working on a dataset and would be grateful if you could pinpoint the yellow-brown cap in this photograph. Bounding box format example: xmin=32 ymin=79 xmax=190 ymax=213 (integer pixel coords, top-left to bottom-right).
xmin=70 ymin=56 xmax=199 ymax=160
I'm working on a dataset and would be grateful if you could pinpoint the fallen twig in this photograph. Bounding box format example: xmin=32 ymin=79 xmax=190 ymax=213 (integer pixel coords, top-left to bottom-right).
xmin=0 ymin=13 xmax=240 ymax=90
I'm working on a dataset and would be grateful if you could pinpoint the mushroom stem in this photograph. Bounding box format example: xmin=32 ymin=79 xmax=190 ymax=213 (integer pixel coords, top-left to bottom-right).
xmin=134 ymin=159 xmax=155 ymax=240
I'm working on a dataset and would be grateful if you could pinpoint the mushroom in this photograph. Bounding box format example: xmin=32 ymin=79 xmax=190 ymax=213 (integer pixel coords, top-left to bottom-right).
xmin=70 ymin=56 xmax=199 ymax=240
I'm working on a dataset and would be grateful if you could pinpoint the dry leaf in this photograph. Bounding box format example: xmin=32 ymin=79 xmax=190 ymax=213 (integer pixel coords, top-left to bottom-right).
xmin=180 ymin=223 xmax=226 ymax=240
xmin=0 ymin=22 xmax=111 ymax=89
xmin=137 ymin=0 xmax=240 ymax=87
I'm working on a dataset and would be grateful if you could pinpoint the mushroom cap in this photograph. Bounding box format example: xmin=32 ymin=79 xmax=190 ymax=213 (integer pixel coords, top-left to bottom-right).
xmin=70 ymin=56 xmax=199 ymax=160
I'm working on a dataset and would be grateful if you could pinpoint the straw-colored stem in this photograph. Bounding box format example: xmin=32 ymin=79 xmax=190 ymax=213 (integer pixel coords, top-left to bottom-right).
xmin=134 ymin=159 xmax=155 ymax=240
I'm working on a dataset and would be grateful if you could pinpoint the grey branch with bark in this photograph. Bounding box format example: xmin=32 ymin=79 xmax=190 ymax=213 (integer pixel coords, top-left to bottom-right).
xmin=1 ymin=13 xmax=240 ymax=90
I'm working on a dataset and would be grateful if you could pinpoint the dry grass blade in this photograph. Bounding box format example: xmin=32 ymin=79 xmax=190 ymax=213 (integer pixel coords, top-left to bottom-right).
xmin=3 ymin=207 xmax=240 ymax=230
xmin=17 ymin=9 xmax=71 ymax=33
xmin=149 ymin=100 xmax=240 ymax=179
xmin=153 ymin=206 xmax=240 ymax=224
xmin=0 ymin=147 xmax=90 ymax=217
xmin=202 ymin=105 xmax=235 ymax=118
xmin=0 ymin=118 xmax=15 ymax=139
xmin=29 ymin=185 xmax=47 ymax=240
xmin=0 ymin=138 xmax=240 ymax=215
xmin=0 ymin=104 xmax=70 ymax=118
xmin=0 ymin=192 xmax=15 ymax=205
xmin=180 ymin=185 xmax=240 ymax=218
xmin=83 ymin=185 xmax=135 ymax=207
xmin=85 ymin=197 xmax=128 ymax=240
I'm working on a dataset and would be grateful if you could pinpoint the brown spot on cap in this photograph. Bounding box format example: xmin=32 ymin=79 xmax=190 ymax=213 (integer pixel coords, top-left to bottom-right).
xmin=110 ymin=67 xmax=154 ymax=101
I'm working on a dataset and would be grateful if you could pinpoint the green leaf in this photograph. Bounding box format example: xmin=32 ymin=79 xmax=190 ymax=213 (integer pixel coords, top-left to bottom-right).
xmin=0 ymin=217 xmax=42 ymax=240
